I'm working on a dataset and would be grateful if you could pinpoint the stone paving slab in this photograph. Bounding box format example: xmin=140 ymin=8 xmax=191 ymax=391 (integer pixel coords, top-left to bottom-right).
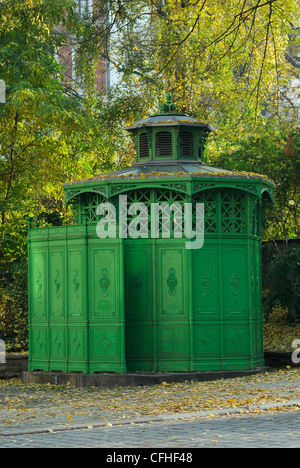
xmin=1 ymin=368 xmax=300 ymax=448
xmin=0 ymin=410 xmax=300 ymax=448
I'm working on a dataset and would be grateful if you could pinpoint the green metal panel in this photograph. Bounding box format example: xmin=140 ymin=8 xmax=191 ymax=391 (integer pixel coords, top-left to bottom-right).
xmin=192 ymin=243 xmax=222 ymax=371
xmin=29 ymin=326 xmax=49 ymax=372
xmin=221 ymin=244 xmax=251 ymax=369
xmin=31 ymin=249 xmax=48 ymax=323
xmin=221 ymin=244 xmax=248 ymax=320
xmin=192 ymin=244 xmax=220 ymax=321
xmin=156 ymin=242 xmax=190 ymax=371
xmin=125 ymin=241 xmax=155 ymax=371
xmin=194 ymin=324 xmax=222 ymax=371
xmin=66 ymin=237 xmax=89 ymax=372
xmin=124 ymin=240 xmax=192 ymax=372
xmin=89 ymin=326 xmax=125 ymax=373
xmin=49 ymin=327 xmax=68 ymax=372
xmin=88 ymin=241 xmax=122 ymax=320
xmin=252 ymin=320 xmax=263 ymax=359
xmin=222 ymin=323 xmax=251 ymax=370
xmin=49 ymin=248 xmax=66 ymax=323
xmin=252 ymin=242 xmax=262 ymax=320
xmin=67 ymin=246 xmax=87 ymax=323
xmin=49 ymin=246 xmax=67 ymax=372
xmin=28 ymin=243 xmax=49 ymax=372
xmin=250 ymin=241 xmax=264 ymax=365
xmin=67 ymin=326 xmax=89 ymax=373
xmin=157 ymin=244 xmax=187 ymax=318
xmin=27 ymin=173 xmax=272 ymax=374
xmin=28 ymin=227 xmax=127 ymax=374
xmin=88 ymin=239 xmax=126 ymax=373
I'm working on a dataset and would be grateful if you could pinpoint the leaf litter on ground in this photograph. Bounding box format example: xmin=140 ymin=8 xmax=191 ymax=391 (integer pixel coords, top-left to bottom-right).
xmin=0 ymin=368 xmax=300 ymax=428
xmin=263 ymin=306 xmax=300 ymax=352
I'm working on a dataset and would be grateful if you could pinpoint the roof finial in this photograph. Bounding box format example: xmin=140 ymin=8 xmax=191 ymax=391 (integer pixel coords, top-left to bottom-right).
xmin=166 ymin=92 xmax=172 ymax=107
xmin=159 ymin=92 xmax=178 ymax=114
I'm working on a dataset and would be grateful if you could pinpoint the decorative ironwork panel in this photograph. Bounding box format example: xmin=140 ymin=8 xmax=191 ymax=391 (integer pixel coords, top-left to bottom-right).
xmin=221 ymin=190 xmax=246 ymax=234
xmin=153 ymin=189 xmax=186 ymax=236
xmin=113 ymin=187 xmax=187 ymax=237
xmin=193 ymin=188 xmax=248 ymax=235
xmin=125 ymin=189 xmax=152 ymax=235
xmin=80 ymin=192 xmax=105 ymax=224
xmin=193 ymin=190 xmax=217 ymax=233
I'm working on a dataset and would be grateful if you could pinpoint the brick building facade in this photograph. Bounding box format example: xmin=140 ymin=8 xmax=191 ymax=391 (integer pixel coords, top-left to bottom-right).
xmin=57 ymin=0 xmax=108 ymax=95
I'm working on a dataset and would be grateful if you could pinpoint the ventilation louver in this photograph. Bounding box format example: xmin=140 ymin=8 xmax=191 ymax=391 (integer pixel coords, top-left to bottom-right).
xmin=155 ymin=131 xmax=172 ymax=157
xmin=139 ymin=133 xmax=149 ymax=159
xmin=180 ymin=132 xmax=194 ymax=158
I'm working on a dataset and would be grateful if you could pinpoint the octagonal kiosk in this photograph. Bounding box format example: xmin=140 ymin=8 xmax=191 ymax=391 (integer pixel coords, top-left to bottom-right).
xmin=27 ymin=95 xmax=275 ymax=374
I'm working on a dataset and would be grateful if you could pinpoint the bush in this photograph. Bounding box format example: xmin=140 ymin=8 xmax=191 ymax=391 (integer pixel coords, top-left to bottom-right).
xmin=264 ymin=248 xmax=300 ymax=323
xmin=263 ymin=305 xmax=300 ymax=352
xmin=0 ymin=263 xmax=28 ymax=353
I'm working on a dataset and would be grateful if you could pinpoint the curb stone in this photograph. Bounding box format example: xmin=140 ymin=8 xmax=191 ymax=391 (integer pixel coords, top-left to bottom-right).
xmin=22 ymin=368 xmax=269 ymax=388
xmin=1 ymin=399 xmax=300 ymax=438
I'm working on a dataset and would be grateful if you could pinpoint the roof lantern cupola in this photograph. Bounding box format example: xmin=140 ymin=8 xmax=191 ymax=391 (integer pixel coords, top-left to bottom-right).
xmin=126 ymin=93 xmax=216 ymax=165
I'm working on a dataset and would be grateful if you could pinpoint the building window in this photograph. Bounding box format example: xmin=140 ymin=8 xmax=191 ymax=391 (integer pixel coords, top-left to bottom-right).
xmin=155 ymin=131 xmax=173 ymax=157
xmin=180 ymin=131 xmax=194 ymax=158
xmin=76 ymin=0 xmax=93 ymax=19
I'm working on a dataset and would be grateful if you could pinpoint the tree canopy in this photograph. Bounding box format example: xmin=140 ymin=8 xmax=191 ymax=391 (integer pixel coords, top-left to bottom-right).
xmin=77 ymin=0 xmax=300 ymax=129
xmin=0 ymin=0 xmax=132 ymax=260
xmin=73 ymin=0 xmax=300 ymax=240
xmin=0 ymin=0 xmax=299 ymax=261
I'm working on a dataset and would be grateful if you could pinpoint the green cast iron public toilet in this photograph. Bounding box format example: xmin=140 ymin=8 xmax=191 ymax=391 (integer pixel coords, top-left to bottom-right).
xmin=27 ymin=94 xmax=275 ymax=374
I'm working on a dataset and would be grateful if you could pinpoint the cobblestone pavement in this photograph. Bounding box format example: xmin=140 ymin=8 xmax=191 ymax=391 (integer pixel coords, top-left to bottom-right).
xmin=0 ymin=410 xmax=299 ymax=448
xmin=1 ymin=369 xmax=300 ymax=448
